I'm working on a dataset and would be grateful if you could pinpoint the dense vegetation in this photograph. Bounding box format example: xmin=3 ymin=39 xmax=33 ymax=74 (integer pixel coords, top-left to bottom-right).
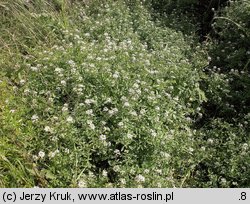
xmin=0 ymin=0 xmax=249 ymax=187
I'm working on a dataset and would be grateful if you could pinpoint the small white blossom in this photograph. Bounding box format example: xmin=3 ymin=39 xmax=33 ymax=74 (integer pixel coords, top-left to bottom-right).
xmin=105 ymin=98 xmax=112 ymax=103
xmin=62 ymin=106 xmax=68 ymax=112
xmin=32 ymin=155 xmax=38 ymax=161
xmin=135 ymin=174 xmax=145 ymax=183
xmin=85 ymin=99 xmax=96 ymax=105
xmin=242 ymin=143 xmax=248 ymax=151
xmin=48 ymin=151 xmax=56 ymax=158
xmin=89 ymin=123 xmax=95 ymax=130
xmin=102 ymin=170 xmax=108 ymax=177
xmin=100 ymin=134 xmax=106 ymax=141
xmin=31 ymin=66 xmax=38 ymax=71
xmin=114 ymin=149 xmax=120 ymax=155
xmin=112 ymin=72 xmax=119 ymax=79
xmin=108 ymin=109 xmax=115 ymax=116
xmin=66 ymin=116 xmax=74 ymax=123
xmin=103 ymin=107 xmax=109 ymax=112
xmin=24 ymin=89 xmax=30 ymax=94
xmin=55 ymin=68 xmax=62 ymax=73
xmin=64 ymin=148 xmax=70 ymax=154
xmin=86 ymin=109 xmax=93 ymax=115
xmin=220 ymin=178 xmax=227 ymax=185
xmin=140 ymin=109 xmax=146 ymax=115
xmin=127 ymin=133 xmax=133 ymax=139
xmin=124 ymin=102 xmax=130 ymax=107
xmin=31 ymin=114 xmax=39 ymax=122
xmin=61 ymin=80 xmax=66 ymax=86
xmin=120 ymin=178 xmax=126 ymax=185
xmin=38 ymin=151 xmax=45 ymax=159
xmin=150 ymin=129 xmax=157 ymax=137
xmin=20 ymin=79 xmax=26 ymax=85
xmin=78 ymin=179 xmax=87 ymax=188
xmin=207 ymin=138 xmax=214 ymax=144
xmin=118 ymin=122 xmax=124 ymax=127
xmin=130 ymin=111 xmax=138 ymax=117
xmin=113 ymin=165 xmax=120 ymax=172
xmin=44 ymin=126 xmax=52 ymax=133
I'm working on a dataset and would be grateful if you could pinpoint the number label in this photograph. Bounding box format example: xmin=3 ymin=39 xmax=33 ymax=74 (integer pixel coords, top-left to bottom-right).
xmin=240 ymin=192 xmax=247 ymax=200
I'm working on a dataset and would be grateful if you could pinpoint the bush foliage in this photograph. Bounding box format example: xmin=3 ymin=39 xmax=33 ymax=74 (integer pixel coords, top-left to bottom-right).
xmin=0 ymin=0 xmax=249 ymax=187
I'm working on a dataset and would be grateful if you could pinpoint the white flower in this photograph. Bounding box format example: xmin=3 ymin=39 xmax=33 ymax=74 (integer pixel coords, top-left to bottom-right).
xmin=103 ymin=107 xmax=109 ymax=112
xmin=127 ymin=133 xmax=133 ymax=139
xmin=118 ymin=122 xmax=124 ymax=127
xmin=87 ymin=120 xmax=92 ymax=125
xmin=68 ymin=60 xmax=75 ymax=66
xmin=78 ymin=179 xmax=87 ymax=188
xmin=31 ymin=114 xmax=39 ymax=122
xmin=101 ymin=121 xmax=107 ymax=125
xmin=24 ymin=89 xmax=30 ymax=94
xmin=130 ymin=111 xmax=137 ymax=117
xmin=113 ymin=165 xmax=120 ymax=172
xmin=61 ymin=80 xmax=66 ymax=86
xmin=32 ymin=155 xmax=38 ymax=161
xmin=102 ymin=170 xmax=108 ymax=177
xmin=112 ymin=72 xmax=119 ymax=79
xmin=150 ymin=129 xmax=157 ymax=137
xmin=86 ymin=109 xmax=93 ymax=115
xmin=20 ymin=79 xmax=26 ymax=85
xmin=121 ymin=96 xmax=127 ymax=101
xmin=135 ymin=174 xmax=145 ymax=183
xmin=104 ymin=126 xmax=110 ymax=132
xmin=140 ymin=109 xmax=146 ymax=115
xmin=114 ymin=149 xmax=120 ymax=155
xmin=44 ymin=126 xmax=52 ymax=133
xmin=55 ymin=68 xmax=62 ymax=73
xmin=48 ymin=151 xmax=56 ymax=158
xmin=161 ymin=152 xmax=171 ymax=159
xmin=108 ymin=109 xmax=114 ymax=116
xmin=207 ymin=138 xmax=214 ymax=144
xmin=49 ymin=149 xmax=59 ymax=158
xmin=38 ymin=151 xmax=45 ymax=159
xmin=189 ymin=147 xmax=194 ymax=153
xmin=88 ymin=171 xmax=95 ymax=178
xmin=124 ymin=102 xmax=130 ymax=107
xmin=155 ymin=169 xmax=162 ymax=175
xmin=53 ymin=116 xmax=59 ymax=121
xmin=221 ymin=178 xmax=227 ymax=185
xmin=242 ymin=143 xmax=248 ymax=151
xmin=120 ymin=178 xmax=126 ymax=185
xmin=62 ymin=106 xmax=68 ymax=112
xmin=105 ymin=98 xmax=112 ymax=103
xmin=85 ymin=99 xmax=95 ymax=105
xmin=100 ymin=134 xmax=106 ymax=141
xmin=88 ymin=123 xmax=94 ymax=130
xmin=66 ymin=116 xmax=74 ymax=123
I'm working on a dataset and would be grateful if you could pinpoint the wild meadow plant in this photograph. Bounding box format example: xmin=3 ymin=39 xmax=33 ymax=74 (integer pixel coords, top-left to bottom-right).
xmin=0 ymin=0 xmax=249 ymax=187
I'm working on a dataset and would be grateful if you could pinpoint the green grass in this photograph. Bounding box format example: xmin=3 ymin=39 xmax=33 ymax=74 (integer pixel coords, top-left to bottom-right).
xmin=0 ymin=0 xmax=249 ymax=187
